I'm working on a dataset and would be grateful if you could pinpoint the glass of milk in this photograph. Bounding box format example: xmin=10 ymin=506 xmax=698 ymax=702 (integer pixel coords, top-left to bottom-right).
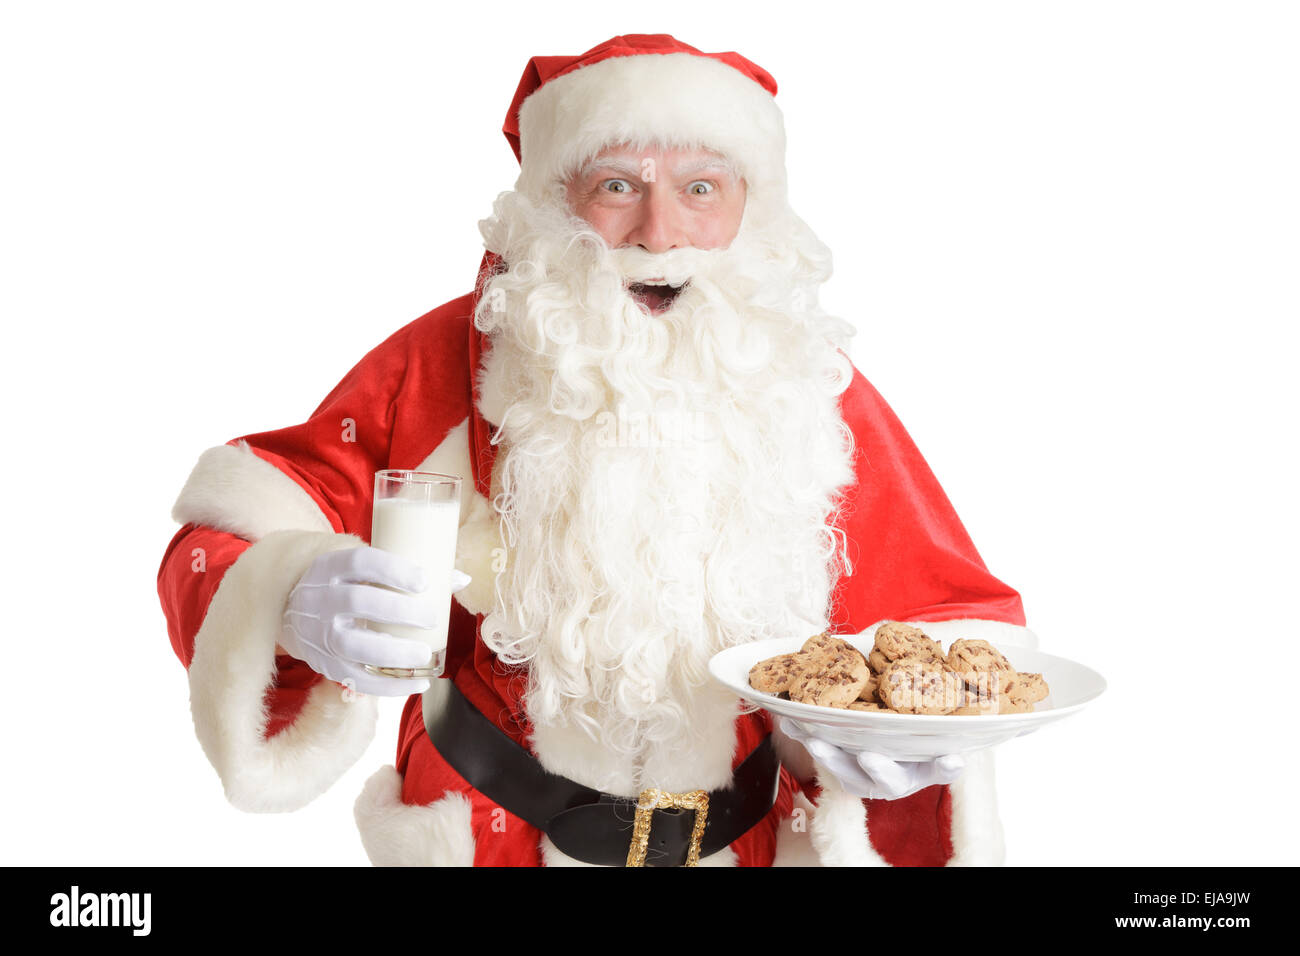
xmin=365 ymin=470 xmax=462 ymax=680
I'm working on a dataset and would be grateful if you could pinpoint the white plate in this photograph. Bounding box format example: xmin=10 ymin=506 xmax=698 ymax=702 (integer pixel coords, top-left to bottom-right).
xmin=708 ymin=633 xmax=1106 ymax=760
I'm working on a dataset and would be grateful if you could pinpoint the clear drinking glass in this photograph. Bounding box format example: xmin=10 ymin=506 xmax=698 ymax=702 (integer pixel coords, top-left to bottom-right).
xmin=364 ymin=470 xmax=462 ymax=680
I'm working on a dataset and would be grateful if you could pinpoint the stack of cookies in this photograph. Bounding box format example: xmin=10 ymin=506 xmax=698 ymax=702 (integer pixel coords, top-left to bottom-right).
xmin=747 ymin=622 xmax=1049 ymax=716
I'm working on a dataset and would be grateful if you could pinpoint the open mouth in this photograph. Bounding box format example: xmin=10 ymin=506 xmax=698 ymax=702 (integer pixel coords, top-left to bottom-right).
xmin=627 ymin=280 xmax=687 ymax=315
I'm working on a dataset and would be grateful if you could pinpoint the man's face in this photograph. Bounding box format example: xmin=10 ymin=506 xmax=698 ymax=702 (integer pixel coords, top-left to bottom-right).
xmin=565 ymin=145 xmax=746 ymax=312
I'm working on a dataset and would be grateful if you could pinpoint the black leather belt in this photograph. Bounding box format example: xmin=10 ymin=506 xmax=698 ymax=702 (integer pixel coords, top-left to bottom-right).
xmin=422 ymin=679 xmax=780 ymax=866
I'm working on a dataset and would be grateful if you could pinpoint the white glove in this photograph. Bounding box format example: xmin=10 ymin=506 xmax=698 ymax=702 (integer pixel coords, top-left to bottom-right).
xmin=778 ymin=717 xmax=965 ymax=801
xmin=280 ymin=545 xmax=471 ymax=697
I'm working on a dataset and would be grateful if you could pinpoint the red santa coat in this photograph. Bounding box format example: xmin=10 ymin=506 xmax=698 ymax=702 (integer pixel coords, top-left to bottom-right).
xmin=158 ymin=288 xmax=1031 ymax=867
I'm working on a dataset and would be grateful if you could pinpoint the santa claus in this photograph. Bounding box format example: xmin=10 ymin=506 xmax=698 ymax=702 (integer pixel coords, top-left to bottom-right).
xmin=157 ymin=34 xmax=1033 ymax=866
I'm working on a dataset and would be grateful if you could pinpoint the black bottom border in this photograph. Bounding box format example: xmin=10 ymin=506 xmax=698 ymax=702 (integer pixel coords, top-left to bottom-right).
xmin=9 ymin=865 xmax=1287 ymax=941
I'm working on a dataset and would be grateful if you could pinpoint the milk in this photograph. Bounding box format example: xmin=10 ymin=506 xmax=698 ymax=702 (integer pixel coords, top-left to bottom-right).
xmin=369 ymin=496 xmax=461 ymax=667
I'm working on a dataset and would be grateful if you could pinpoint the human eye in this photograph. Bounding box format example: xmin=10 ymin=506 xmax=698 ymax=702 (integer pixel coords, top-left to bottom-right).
xmin=686 ymin=180 xmax=715 ymax=196
xmin=602 ymin=178 xmax=633 ymax=194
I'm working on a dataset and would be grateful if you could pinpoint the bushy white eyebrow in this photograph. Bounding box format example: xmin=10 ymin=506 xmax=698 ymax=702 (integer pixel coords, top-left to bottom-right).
xmin=670 ymin=157 xmax=739 ymax=181
xmin=575 ymin=158 xmax=643 ymax=181
xmin=573 ymin=153 xmax=740 ymax=184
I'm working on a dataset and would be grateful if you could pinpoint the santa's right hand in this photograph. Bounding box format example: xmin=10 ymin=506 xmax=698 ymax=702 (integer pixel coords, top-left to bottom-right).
xmin=280 ymin=545 xmax=441 ymax=697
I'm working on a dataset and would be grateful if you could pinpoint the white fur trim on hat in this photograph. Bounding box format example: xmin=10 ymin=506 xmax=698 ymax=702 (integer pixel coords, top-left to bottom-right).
xmin=187 ymin=529 xmax=378 ymax=812
xmin=515 ymin=51 xmax=787 ymax=211
xmin=354 ymin=765 xmax=476 ymax=866
xmin=172 ymin=441 xmax=334 ymax=540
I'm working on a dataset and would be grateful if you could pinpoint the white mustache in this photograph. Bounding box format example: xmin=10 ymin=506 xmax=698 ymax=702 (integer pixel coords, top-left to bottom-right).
xmin=609 ymin=245 xmax=718 ymax=287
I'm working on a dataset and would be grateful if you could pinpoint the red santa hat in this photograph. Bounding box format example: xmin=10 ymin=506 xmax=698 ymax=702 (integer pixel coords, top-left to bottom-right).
xmin=503 ymin=34 xmax=788 ymax=212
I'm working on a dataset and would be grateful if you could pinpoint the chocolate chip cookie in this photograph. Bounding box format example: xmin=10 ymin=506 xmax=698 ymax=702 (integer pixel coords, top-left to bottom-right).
xmin=1002 ymin=671 xmax=1048 ymax=706
xmin=747 ymin=652 xmax=804 ymax=695
xmin=873 ymin=621 xmax=944 ymax=664
xmin=877 ymin=658 xmax=964 ymax=715
xmin=946 ymin=639 xmax=1013 ymax=691
xmin=802 ymin=632 xmax=868 ymax=668
xmin=788 ymin=647 xmax=871 ymax=708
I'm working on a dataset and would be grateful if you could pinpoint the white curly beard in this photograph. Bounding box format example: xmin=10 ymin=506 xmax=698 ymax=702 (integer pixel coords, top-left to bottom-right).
xmin=472 ymin=188 xmax=858 ymax=788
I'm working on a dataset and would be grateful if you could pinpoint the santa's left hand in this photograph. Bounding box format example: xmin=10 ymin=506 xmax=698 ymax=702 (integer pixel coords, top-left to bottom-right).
xmin=777 ymin=717 xmax=965 ymax=801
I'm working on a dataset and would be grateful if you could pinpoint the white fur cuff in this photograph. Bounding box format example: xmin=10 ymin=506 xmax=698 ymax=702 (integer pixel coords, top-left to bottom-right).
xmin=354 ymin=766 xmax=476 ymax=866
xmin=188 ymin=529 xmax=378 ymax=812
xmin=172 ymin=441 xmax=334 ymax=541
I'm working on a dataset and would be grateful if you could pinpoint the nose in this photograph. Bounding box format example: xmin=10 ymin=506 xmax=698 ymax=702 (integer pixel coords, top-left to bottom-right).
xmin=626 ymin=189 xmax=688 ymax=254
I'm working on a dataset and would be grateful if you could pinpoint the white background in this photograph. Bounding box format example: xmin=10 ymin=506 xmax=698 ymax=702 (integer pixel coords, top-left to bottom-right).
xmin=2 ymin=0 xmax=1296 ymax=866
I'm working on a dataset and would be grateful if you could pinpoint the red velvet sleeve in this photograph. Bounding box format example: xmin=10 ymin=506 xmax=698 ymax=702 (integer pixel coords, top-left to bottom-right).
xmin=158 ymin=300 xmax=476 ymax=742
xmin=155 ymin=321 xmax=414 ymax=737
xmin=153 ymin=332 xmax=409 ymax=743
xmin=830 ymin=366 xmax=1026 ymax=632
xmin=223 ymin=296 xmax=476 ymax=539
xmin=157 ymin=523 xmax=321 ymax=737
xmin=156 ymin=322 xmax=420 ymax=736
xmin=231 ymin=321 xmax=423 ymax=539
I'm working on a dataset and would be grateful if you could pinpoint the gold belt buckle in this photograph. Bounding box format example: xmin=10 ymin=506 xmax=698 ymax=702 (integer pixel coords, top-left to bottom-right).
xmin=625 ymin=788 xmax=710 ymax=867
